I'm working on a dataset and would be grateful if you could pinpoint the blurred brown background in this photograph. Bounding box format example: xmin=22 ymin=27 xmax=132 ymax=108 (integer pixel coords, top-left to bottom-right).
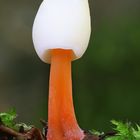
xmin=0 ymin=0 xmax=140 ymax=131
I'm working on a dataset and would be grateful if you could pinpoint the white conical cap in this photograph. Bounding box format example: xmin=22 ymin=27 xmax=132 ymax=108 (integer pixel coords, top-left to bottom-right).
xmin=32 ymin=0 xmax=91 ymax=63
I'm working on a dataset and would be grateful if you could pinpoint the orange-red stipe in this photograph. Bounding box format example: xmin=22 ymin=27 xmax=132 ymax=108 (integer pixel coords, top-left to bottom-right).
xmin=47 ymin=49 xmax=84 ymax=140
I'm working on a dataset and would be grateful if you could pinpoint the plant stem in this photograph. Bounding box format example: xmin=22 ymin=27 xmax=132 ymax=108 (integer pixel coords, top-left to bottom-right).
xmin=47 ymin=49 xmax=84 ymax=140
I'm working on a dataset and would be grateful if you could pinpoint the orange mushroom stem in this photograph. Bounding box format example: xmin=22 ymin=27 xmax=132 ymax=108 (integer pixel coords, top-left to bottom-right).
xmin=47 ymin=49 xmax=84 ymax=140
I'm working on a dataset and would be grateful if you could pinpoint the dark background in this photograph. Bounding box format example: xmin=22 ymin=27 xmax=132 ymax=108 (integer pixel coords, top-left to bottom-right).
xmin=0 ymin=0 xmax=140 ymax=132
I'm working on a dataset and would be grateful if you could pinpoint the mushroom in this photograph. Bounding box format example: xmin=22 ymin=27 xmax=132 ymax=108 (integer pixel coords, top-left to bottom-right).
xmin=32 ymin=0 xmax=91 ymax=140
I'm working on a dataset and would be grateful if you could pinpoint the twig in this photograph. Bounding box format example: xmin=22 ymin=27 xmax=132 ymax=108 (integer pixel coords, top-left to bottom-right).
xmin=40 ymin=119 xmax=47 ymax=127
xmin=40 ymin=119 xmax=48 ymax=137
xmin=0 ymin=125 xmax=23 ymax=137
xmin=25 ymin=127 xmax=44 ymax=140
xmin=99 ymin=131 xmax=117 ymax=139
xmin=0 ymin=125 xmax=45 ymax=140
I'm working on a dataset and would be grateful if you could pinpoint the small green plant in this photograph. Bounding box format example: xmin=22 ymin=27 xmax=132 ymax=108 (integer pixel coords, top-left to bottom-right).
xmin=0 ymin=108 xmax=17 ymax=128
xmin=0 ymin=108 xmax=32 ymax=131
xmin=90 ymin=120 xmax=140 ymax=140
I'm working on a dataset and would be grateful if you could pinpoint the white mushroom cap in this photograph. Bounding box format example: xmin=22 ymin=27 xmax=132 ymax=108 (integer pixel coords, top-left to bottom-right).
xmin=32 ymin=0 xmax=91 ymax=63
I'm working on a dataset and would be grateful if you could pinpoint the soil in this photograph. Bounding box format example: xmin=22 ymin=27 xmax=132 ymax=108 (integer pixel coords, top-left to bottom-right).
xmin=0 ymin=130 xmax=99 ymax=140
xmin=0 ymin=119 xmax=116 ymax=140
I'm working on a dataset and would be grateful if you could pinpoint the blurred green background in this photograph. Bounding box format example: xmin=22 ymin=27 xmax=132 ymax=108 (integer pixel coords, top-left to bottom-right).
xmin=0 ymin=0 xmax=140 ymax=132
